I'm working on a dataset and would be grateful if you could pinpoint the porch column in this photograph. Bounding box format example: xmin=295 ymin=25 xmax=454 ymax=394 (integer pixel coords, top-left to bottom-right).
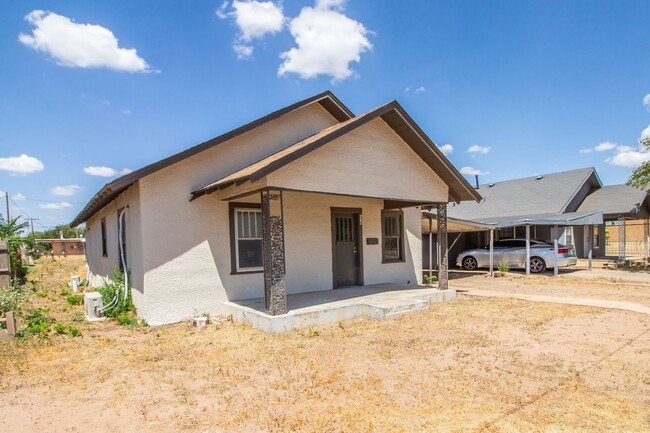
xmin=437 ymin=203 xmax=448 ymax=290
xmin=428 ymin=216 xmax=433 ymax=278
xmin=261 ymin=189 xmax=287 ymax=315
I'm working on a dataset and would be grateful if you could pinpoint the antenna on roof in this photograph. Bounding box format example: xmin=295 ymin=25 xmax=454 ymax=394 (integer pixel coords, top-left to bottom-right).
xmin=475 ymin=175 xmax=480 ymax=189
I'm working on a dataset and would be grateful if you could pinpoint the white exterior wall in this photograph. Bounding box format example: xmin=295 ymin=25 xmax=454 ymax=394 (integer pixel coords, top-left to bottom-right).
xmin=85 ymin=183 xmax=145 ymax=312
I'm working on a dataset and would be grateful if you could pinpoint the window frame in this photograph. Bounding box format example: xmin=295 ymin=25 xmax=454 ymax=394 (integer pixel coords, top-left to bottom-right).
xmin=229 ymin=202 xmax=264 ymax=275
xmin=381 ymin=209 xmax=405 ymax=263
xmin=100 ymin=217 xmax=108 ymax=257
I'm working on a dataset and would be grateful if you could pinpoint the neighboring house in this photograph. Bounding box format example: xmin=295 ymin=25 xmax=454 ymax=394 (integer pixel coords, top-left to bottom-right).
xmin=71 ymin=91 xmax=480 ymax=325
xmin=425 ymin=167 xmax=650 ymax=268
xmin=37 ymin=238 xmax=86 ymax=257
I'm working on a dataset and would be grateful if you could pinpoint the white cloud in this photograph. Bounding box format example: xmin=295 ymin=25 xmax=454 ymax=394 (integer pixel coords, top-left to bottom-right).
xmin=578 ymin=148 xmax=592 ymax=154
xmin=12 ymin=193 xmax=26 ymax=201
xmin=83 ymin=166 xmax=132 ymax=177
xmin=278 ymin=0 xmax=372 ymax=82
xmin=219 ymin=1 xmax=285 ymax=58
xmin=437 ymin=144 xmax=454 ymax=156
xmin=460 ymin=166 xmax=489 ymax=176
xmin=19 ymin=10 xmax=153 ymax=73
xmin=39 ymin=201 xmax=72 ymax=210
xmin=606 ymin=149 xmax=650 ymax=169
xmin=121 ymin=109 xmax=132 ymax=115
xmin=594 ymin=141 xmax=617 ymax=152
xmin=640 ymin=124 xmax=650 ymax=142
xmin=467 ymin=145 xmax=490 ymax=154
xmin=404 ymin=86 xmax=426 ymax=96
xmin=231 ymin=1 xmax=284 ymax=41
xmin=643 ymin=94 xmax=650 ymax=111
xmin=616 ymin=145 xmax=636 ymax=153
xmin=0 ymin=154 xmax=45 ymax=175
xmin=233 ymin=43 xmax=254 ymax=59
xmin=51 ymin=184 xmax=82 ymax=196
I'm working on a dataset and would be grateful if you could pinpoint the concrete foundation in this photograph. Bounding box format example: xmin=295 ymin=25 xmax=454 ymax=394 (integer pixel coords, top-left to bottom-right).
xmin=221 ymin=284 xmax=456 ymax=333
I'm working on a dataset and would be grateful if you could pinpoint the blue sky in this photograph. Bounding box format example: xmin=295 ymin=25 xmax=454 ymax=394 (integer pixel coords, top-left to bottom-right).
xmin=1 ymin=0 xmax=650 ymax=229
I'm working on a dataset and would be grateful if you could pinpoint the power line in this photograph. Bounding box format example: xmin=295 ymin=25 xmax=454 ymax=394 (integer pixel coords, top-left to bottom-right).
xmin=22 ymin=197 xmax=86 ymax=205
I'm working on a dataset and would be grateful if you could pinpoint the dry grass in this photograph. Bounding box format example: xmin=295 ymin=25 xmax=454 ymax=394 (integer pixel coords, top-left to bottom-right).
xmin=1 ymin=261 xmax=649 ymax=432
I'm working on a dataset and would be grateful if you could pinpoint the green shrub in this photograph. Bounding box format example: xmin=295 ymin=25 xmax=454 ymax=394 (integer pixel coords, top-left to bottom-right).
xmin=24 ymin=308 xmax=56 ymax=336
xmin=97 ymin=269 xmax=135 ymax=319
xmin=497 ymin=257 xmax=510 ymax=275
xmin=116 ymin=313 xmax=139 ymax=327
xmin=54 ymin=323 xmax=81 ymax=337
xmin=66 ymin=294 xmax=84 ymax=305
xmin=423 ymin=275 xmax=438 ymax=285
xmin=0 ymin=283 xmax=27 ymax=316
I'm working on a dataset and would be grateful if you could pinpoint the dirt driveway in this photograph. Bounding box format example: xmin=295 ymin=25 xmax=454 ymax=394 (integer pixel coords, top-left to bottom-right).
xmin=1 ymin=261 xmax=650 ymax=432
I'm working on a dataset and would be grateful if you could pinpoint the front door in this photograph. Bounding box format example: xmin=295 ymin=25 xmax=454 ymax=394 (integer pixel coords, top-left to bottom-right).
xmin=331 ymin=208 xmax=362 ymax=288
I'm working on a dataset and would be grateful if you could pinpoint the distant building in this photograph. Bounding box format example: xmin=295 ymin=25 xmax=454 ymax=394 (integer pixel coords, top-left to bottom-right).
xmin=37 ymin=238 xmax=86 ymax=257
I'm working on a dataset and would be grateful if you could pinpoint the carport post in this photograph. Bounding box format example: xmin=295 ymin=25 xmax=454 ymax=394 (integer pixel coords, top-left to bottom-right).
xmin=489 ymin=228 xmax=494 ymax=277
xmin=587 ymin=225 xmax=594 ymax=271
xmin=553 ymin=224 xmax=559 ymax=277
xmin=525 ymin=225 xmax=531 ymax=276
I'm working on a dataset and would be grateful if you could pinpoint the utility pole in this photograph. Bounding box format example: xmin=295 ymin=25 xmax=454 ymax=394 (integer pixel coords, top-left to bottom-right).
xmin=28 ymin=218 xmax=38 ymax=245
xmin=4 ymin=191 xmax=9 ymax=221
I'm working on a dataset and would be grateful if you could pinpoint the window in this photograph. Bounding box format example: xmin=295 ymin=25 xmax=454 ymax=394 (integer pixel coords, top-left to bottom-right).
xmin=100 ymin=218 xmax=107 ymax=257
xmin=382 ymin=210 xmax=404 ymax=262
xmin=593 ymin=225 xmax=600 ymax=248
xmin=564 ymin=226 xmax=574 ymax=246
xmin=230 ymin=204 xmax=263 ymax=273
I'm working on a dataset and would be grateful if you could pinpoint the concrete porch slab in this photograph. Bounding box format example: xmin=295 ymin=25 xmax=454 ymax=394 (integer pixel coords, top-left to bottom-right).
xmin=220 ymin=284 xmax=456 ymax=333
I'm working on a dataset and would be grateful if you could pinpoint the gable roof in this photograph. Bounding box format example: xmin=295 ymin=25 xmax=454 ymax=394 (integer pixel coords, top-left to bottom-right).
xmin=70 ymin=91 xmax=354 ymax=227
xmin=191 ymin=100 xmax=482 ymax=203
xmin=447 ymin=167 xmax=601 ymax=221
xmin=577 ymin=184 xmax=649 ymax=217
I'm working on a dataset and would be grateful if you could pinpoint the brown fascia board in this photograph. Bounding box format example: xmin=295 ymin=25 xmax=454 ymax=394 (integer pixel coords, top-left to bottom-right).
xmin=70 ymin=91 xmax=354 ymax=227
xmin=195 ymin=100 xmax=481 ymax=204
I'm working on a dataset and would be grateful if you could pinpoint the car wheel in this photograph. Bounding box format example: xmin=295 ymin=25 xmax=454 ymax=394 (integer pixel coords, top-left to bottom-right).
xmin=530 ymin=257 xmax=546 ymax=273
xmin=462 ymin=256 xmax=478 ymax=270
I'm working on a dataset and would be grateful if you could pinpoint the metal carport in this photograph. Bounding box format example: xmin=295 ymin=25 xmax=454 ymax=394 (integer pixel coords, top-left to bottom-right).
xmin=423 ymin=210 xmax=603 ymax=277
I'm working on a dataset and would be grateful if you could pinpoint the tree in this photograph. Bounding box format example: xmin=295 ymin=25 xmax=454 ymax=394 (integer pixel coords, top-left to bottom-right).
xmin=33 ymin=224 xmax=85 ymax=240
xmin=0 ymin=216 xmax=29 ymax=277
xmin=627 ymin=138 xmax=650 ymax=192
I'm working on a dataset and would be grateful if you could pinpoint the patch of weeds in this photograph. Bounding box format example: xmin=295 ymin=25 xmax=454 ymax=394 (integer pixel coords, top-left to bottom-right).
xmin=54 ymin=323 xmax=82 ymax=337
xmin=338 ymin=321 xmax=345 ymax=330
xmin=497 ymin=257 xmax=510 ymax=276
xmin=97 ymin=268 xmax=135 ymax=319
xmin=0 ymin=282 xmax=28 ymax=328
xmin=423 ymin=275 xmax=438 ymax=285
xmin=116 ymin=313 xmax=139 ymax=327
xmin=59 ymin=288 xmax=70 ymax=296
xmin=66 ymin=294 xmax=84 ymax=305
xmin=24 ymin=308 xmax=56 ymax=336
xmin=71 ymin=311 xmax=85 ymax=322
xmin=35 ymin=291 xmax=47 ymax=298
xmin=307 ymin=327 xmax=320 ymax=337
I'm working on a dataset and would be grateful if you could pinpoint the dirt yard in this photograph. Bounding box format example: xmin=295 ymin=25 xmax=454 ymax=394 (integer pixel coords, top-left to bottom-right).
xmin=1 ymin=260 xmax=649 ymax=432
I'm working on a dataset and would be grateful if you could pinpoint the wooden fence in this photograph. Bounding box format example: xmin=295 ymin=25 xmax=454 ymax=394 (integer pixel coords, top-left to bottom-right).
xmin=0 ymin=239 xmax=8 ymax=290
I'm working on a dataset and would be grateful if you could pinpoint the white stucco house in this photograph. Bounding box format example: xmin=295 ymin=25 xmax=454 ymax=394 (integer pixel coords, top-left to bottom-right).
xmin=71 ymin=91 xmax=480 ymax=325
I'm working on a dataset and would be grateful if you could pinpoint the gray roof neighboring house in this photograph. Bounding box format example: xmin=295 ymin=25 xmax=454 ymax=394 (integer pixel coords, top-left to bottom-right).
xmin=447 ymin=167 xmax=602 ymax=221
xmin=577 ymin=184 xmax=650 ymax=218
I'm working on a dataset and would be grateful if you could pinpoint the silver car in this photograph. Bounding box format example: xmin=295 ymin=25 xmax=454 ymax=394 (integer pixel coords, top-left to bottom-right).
xmin=456 ymin=239 xmax=578 ymax=273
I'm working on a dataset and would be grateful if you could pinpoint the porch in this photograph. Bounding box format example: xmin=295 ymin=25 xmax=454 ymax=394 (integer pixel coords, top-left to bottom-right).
xmin=221 ymin=284 xmax=456 ymax=333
